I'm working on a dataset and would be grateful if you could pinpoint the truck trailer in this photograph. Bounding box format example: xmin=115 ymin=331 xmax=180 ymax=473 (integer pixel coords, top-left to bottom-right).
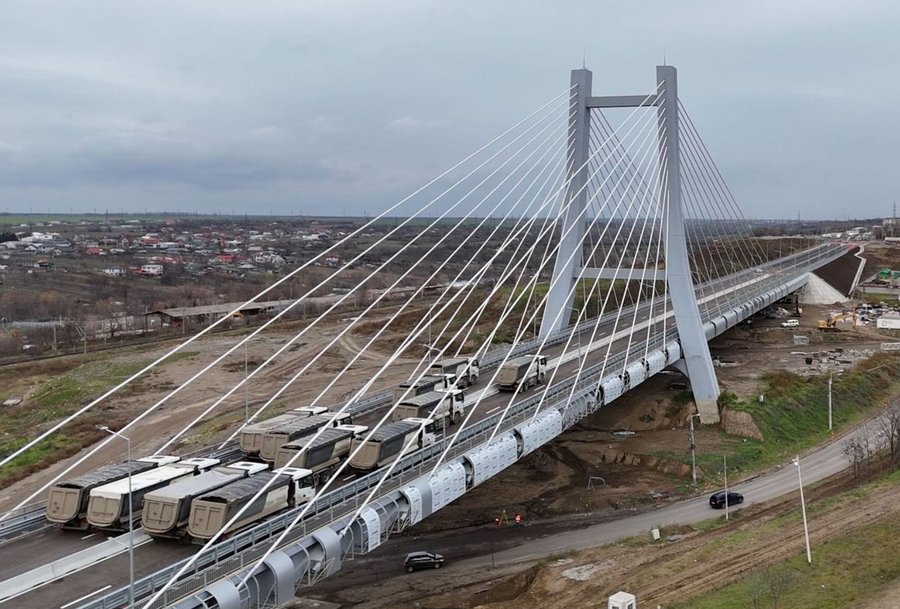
xmin=238 ymin=406 xmax=328 ymax=455
xmin=140 ymin=461 xmax=268 ymax=539
xmin=258 ymin=412 xmax=352 ymax=463
xmin=187 ymin=467 xmax=314 ymax=542
xmin=496 ymin=354 xmax=548 ymax=391
xmin=86 ymin=457 xmax=220 ymax=531
xmin=349 ymin=418 xmax=436 ymax=471
xmin=393 ymin=375 xmax=451 ymax=402
xmin=45 ymin=455 xmax=180 ymax=528
xmin=272 ymin=424 xmax=368 ymax=475
xmin=392 ymin=390 xmax=465 ymax=424
xmin=428 ymin=356 xmax=480 ymax=388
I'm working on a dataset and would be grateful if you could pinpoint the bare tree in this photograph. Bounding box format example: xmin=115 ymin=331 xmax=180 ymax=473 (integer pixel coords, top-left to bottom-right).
xmin=745 ymin=570 xmax=767 ymax=609
xmin=765 ymin=566 xmax=794 ymax=609
xmin=843 ymin=434 xmax=869 ymax=479
xmin=878 ymin=403 xmax=900 ymax=470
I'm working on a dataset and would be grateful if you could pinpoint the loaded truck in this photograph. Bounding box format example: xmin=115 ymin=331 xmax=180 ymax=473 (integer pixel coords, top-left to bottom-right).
xmin=86 ymin=458 xmax=220 ymax=531
xmin=140 ymin=461 xmax=268 ymax=539
xmin=496 ymin=354 xmax=548 ymax=391
xmin=392 ymin=390 xmax=465 ymax=424
xmin=428 ymin=356 xmax=480 ymax=388
xmin=258 ymin=412 xmax=352 ymax=462
xmin=349 ymin=418 xmax=437 ymax=471
xmin=273 ymin=424 xmax=369 ymax=475
xmin=45 ymin=455 xmax=180 ymax=528
xmin=393 ymin=375 xmax=452 ymax=402
xmin=187 ymin=466 xmax=314 ymax=542
xmin=238 ymin=406 xmax=329 ymax=455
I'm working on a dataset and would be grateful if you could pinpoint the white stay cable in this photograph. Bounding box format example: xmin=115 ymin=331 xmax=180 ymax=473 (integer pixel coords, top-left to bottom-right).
xmin=138 ymin=95 xmax=576 ymax=608
xmin=473 ymin=102 xmax=663 ymax=442
xmin=208 ymin=108 xmax=570 ymax=449
xmin=324 ymin=87 xmax=662 ymax=545
xmin=0 ymin=89 xmax=572 ymax=477
xmin=3 ymin=93 xmax=571 ymax=520
xmin=549 ymin=123 xmax=666 ymax=415
xmin=408 ymin=136 xmax=573 ymax=378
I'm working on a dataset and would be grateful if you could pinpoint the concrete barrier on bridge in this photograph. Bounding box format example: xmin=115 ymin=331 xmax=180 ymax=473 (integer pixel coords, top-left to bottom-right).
xmin=462 ymin=433 xmax=518 ymax=487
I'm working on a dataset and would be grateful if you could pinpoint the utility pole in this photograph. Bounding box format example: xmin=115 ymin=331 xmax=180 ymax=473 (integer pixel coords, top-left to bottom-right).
xmin=793 ymin=454 xmax=812 ymax=563
xmin=723 ymin=454 xmax=729 ymax=521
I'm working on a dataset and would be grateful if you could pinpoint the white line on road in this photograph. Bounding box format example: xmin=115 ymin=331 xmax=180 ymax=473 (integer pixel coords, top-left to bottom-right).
xmin=484 ymin=407 xmax=501 ymax=415
xmin=60 ymin=584 xmax=111 ymax=609
xmin=80 ymin=533 xmax=96 ymax=540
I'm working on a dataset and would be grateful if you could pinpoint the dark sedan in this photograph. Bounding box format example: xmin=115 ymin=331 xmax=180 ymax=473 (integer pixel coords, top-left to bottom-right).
xmin=709 ymin=490 xmax=744 ymax=509
xmin=404 ymin=551 xmax=445 ymax=572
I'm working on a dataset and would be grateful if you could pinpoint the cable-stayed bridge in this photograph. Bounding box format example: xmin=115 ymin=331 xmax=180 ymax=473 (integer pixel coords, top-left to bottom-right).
xmin=0 ymin=66 xmax=851 ymax=609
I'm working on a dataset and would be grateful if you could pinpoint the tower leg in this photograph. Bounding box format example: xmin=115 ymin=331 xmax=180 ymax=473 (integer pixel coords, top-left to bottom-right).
xmin=541 ymin=68 xmax=591 ymax=337
xmin=657 ymin=65 xmax=720 ymax=423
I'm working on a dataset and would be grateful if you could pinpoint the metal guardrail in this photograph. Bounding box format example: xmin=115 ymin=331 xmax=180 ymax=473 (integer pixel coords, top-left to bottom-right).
xmin=78 ymin=242 xmax=849 ymax=609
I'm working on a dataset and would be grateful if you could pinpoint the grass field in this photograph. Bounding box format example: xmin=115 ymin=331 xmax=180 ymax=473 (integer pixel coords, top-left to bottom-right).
xmin=668 ymin=469 xmax=900 ymax=609
xmin=0 ymin=349 xmax=199 ymax=485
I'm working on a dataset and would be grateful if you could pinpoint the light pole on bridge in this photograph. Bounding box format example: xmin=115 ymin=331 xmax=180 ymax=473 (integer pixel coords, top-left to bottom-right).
xmin=97 ymin=425 xmax=135 ymax=609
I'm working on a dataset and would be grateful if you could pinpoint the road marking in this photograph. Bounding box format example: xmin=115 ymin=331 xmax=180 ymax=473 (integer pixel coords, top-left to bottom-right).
xmin=60 ymin=584 xmax=112 ymax=608
xmin=342 ymin=475 xmax=355 ymax=481
xmin=485 ymin=407 xmax=500 ymax=415
xmin=511 ymin=553 xmax=536 ymax=563
xmin=80 ymin=533 xmax=96 ymax=540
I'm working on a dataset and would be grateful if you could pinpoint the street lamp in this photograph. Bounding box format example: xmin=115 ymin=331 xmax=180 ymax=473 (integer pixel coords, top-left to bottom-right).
xmin=97 ymin=425 xmax=135 ymax=608
xmin=793 ymin=454 xmax=812 ymax=564
xmin=723 ymin=454 xmax=729 ymax=521
xmin=689 ymin=413 xmax=702 ymax=487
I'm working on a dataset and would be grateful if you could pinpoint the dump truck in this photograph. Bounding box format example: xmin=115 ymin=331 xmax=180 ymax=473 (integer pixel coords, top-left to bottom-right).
xmin=238 ymin=406 xmax=328 ymax=455
xmin=392 ymin=390 xmax=465 ymax=424
xmin=428 ymin=356 xmax=480 ymax=388
xmin=273 ymin=424 xmax=368 ymax=475
xmin=86 ymin=458 xmax=220 ymax=531
xmin=45 ymin=455 xmax=180 ymax=529
xmin=140 ymin=461 xmax=268 ymax=539
xmin=349 ymin=418 xmax=436 ymax=471
xmin=393 ymin=375 xmax=451 ymax=402
xmin=496 ymin=354 xmax=548 ymax=391
xmin=187 ymin=467 xmax=314 ymax=542
xmin=258 ymin=412 xmax=352 ymax=463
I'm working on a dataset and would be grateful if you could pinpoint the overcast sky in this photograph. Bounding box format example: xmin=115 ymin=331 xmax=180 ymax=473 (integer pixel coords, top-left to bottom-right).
xmin=0 ymin=1 xmax=897 ymax=219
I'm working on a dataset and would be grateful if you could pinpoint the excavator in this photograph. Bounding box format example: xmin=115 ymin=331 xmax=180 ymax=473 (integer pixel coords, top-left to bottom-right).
xmin=817 ymin=311 xmax=857 ymax=330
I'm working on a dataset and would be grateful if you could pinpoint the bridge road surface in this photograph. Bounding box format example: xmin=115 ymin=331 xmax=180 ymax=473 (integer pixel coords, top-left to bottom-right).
xmin=460 ymin=418 xmax=869 ymax=570
xmin=2 ymin=250 xmax=842 ymax=607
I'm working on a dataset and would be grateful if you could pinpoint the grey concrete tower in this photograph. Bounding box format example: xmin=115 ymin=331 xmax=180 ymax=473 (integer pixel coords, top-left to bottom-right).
xmin=540 ymin=65 xmax=721 ymax=423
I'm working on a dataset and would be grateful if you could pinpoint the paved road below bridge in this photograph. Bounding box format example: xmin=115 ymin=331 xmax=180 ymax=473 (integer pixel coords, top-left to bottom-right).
xmin=458 ymin=416 xmax=871 ymax=569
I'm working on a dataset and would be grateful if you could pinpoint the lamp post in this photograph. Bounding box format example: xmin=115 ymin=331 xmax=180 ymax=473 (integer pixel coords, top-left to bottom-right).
xmin=689 ymin=413 xmax=702 ymax=487
xmin=793 ymin=454 xmax=812 ymax=564
xmin=723 ymin=454 xmax=729 ymax=521
xmin=97 ymin=425 xmax=134 ymax=608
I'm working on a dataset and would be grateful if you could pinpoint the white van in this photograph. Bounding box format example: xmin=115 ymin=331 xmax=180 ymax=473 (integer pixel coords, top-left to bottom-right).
xmin=781 ymin=319 xmax=800 ymax=328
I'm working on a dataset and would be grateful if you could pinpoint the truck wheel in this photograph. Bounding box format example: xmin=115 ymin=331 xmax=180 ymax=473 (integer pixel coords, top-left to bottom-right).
xmin=452 ymin=411 xmax=462 ymax=425
xmin=539 ymin=372 xmax=546 ymax=383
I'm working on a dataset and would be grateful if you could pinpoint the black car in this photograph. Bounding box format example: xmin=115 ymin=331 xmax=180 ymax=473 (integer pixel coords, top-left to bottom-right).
xmin=709 ymin=490 xmax=744 ymax=509
xmin=404 ymin=551 xmax=445 ymax=572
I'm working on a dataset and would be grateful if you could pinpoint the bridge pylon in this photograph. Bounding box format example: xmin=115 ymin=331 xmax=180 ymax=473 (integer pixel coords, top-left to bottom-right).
xmin=541 ymin=65 xmax=721 ymax=423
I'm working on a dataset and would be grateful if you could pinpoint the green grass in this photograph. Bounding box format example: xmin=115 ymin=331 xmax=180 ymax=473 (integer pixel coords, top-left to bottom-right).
xmin=698 ymin=353 xmax=900 ymax=479
xmin=0 ymin=350 xmax=200 ymax=484
xmin=669 ymin=514 xmax=900 ymax=609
